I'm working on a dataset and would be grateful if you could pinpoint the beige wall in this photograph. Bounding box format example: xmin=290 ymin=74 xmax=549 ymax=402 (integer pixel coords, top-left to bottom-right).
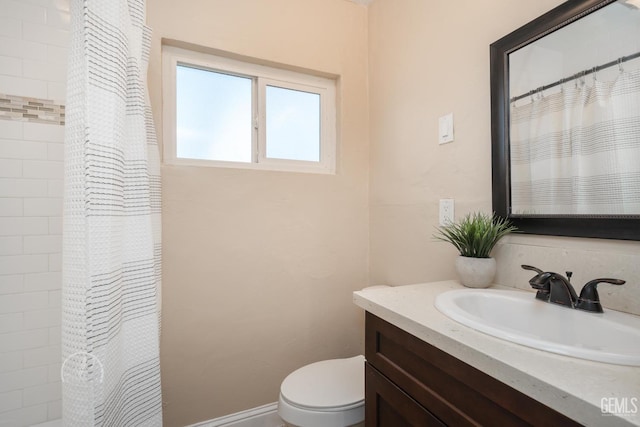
xmin=147 ymin=1 xmax=369 ymax=425
xmin=368 ymin=0 xmax=640 ymax=315
xmin=368 ymin=0 xmax=559 ymax=285
xmin=148 ymin=0 xmax=640 ymax=424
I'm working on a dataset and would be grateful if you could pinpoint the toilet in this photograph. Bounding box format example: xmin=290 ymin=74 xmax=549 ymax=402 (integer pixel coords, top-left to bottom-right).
xmin=277 ymin=355 xmax=365 ymax=427
xmin=278 ymin=286 xmax=390 ymax=426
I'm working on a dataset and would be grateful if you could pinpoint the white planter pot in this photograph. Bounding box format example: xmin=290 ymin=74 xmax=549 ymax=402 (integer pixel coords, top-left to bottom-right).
xmin=455 ymin=256 xmax=496 ymax=288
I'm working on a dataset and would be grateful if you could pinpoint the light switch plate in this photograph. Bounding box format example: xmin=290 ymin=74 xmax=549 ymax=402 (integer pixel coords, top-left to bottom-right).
xmin=438 ymin=113 xmax=454 ymax=144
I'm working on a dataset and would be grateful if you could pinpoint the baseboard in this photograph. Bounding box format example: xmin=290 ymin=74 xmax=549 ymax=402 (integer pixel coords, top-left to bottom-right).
xmin=187 ymin=402 xmax=285 ymax=427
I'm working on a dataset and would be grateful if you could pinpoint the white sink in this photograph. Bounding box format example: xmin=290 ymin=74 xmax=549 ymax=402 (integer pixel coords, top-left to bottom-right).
xmin=435 ymin=289 xmax=640 ymax=366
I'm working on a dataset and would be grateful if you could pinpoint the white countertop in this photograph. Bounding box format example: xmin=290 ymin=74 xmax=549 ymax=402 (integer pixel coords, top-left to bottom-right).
xmin=353 ymin=280 xmax=640 ymax=427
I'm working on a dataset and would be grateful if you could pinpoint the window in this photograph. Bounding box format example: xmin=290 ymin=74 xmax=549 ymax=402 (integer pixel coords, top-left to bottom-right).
xmin=162 ymin=46 xmax=336 ymax=174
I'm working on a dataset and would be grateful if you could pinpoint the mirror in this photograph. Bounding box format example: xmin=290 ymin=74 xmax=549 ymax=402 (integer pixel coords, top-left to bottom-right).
xmin=491 ymin=0 xmax=640 ymax=240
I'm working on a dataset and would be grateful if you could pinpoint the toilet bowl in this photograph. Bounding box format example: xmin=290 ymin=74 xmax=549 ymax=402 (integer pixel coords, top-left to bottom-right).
xmin=277 ymin=355 xmax=365 ymax=427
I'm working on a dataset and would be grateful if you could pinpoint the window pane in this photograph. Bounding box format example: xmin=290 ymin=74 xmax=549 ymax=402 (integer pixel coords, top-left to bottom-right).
xmin=176 ymin=65 xmax=252 ymax=163
xmin=266 ymin=85 xmax=320 ymax=162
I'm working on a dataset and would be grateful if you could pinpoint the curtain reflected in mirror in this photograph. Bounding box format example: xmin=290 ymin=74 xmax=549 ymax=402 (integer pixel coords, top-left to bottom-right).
xmin=507 ymin=0 xmax=640 ymax=216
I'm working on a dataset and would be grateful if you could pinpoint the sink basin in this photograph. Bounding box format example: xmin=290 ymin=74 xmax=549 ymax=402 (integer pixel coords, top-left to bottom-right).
xmin=435 ymin=289 xmax=640 ymax=366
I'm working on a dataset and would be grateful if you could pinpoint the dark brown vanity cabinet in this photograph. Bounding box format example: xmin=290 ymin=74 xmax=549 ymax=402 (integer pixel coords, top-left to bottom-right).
xmin=364 ymin=313 xmax=582 ymax=426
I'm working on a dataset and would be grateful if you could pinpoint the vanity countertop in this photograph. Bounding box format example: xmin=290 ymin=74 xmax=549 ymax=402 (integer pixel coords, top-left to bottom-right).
xmin=353 ymin=281 xmax=640 ymax=427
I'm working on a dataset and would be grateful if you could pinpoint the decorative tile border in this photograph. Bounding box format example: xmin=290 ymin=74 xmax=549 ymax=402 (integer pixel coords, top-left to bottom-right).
xmin=0 ymin=93 xmax=65 ymax=125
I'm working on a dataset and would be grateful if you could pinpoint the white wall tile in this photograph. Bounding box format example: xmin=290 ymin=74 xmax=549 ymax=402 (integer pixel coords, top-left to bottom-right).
xmin=0 ymin=236 xmax=22 ymax=256
xmin=22 ymin=22 xmax=68 ymax=47
xmin=0 ymin=36 xmax=47 ymax=61
xmin=0 ymin=75 xmax=48 ymax=99
xmin=0 ymin=121 xmax=23 ymax=140
xmin=1 ymin=0 xmax=69 ymax=418
xmin=23 ymin=198 xmax=62 ymax=217
xmin=46 ymin=45 xmax=68 ymax=65
xmin=46 ymin=290 xmax=59 ymax=308
xmin=22 ymin=160 xmax=62 ymax=180
xmin=0 ymin=179 xmax=48 ymax=198
xmin=45 ymin=7 xmax=69 ymax=29
xmin=47 ymin=253 xmax=60 ymax=272
xmin=22 ymin=308 xmax=59 ymax=329
xmin=0 ymin=389 xmax=22 ymax=413
xmin=19 ymin=0 xmax=51 ymax=6
xmin=0 ymin=328 xmax=48 ymax=352
xmin=46 ymin=143 xmax=63 ymax=161
xmin=47 ymin=217 xmax=61 ymax=235
xmin=0 ymin=0 xmax=47 ymax=24
xmin=22 ymin=381 xmax=60 ymax=406
xmin=47 ymin=398 xmax=61 ymax=419
xmin=46 ymin=180 xmax=62 ymax=197
xmin=0 ymin=312 xmax=22 ymax=333
xmin=46 ymin=81 xmax=66 ymax=102
xmin=0 ymin=217 xmax=48 ymax=236
xmin=0 ymin=402 xmax=48 ymax=426
xmin=23 ymin=236 xmax=61 ymax=255
xmin=0 ymin=291 xmax=48 ymax=313
xmin=23 ymin=59 xmax=66 ymax=83
xmin=0 ymin=254 xmax=48 ymax=275
xmin=22 ymin=345 xmax=59 ymax=368
xmin=0 ymin=139 xmax=48 ymax=159
xmin=30 ymin=219 xmax=55 ymax=237
xmin=0 ymin=179 xmax=49 ymax=198
xmin=0 ymin=159 xmax=20 ymax=180
xmin=23 ymin=123 xmax=64 ymax=143
xmin=46 ymin=363 xmax=59 ymax=383
xmin=23 ymin=272 xmax=60 ymax=291
xmin=47 ymin=326 xmax=59 ymax=345
xmin=0 ymin=275 xmax=23 ymax=295
xmin=0 ymin=366 xmax=47 ymax=393
xmin=0 ymin=160 xmax=22 ymax=178
xmin=0 ymin=55 xmax=22 ymax=76
xmin=0 ymin=17 xmax=21 ymax=38
xmin=51 ymin=0 xmax=69 ymax=12
xmin=0 ymin=198 xmax=23 ymax=216
xmin=0 ymin=351 xmax=22 ymax=373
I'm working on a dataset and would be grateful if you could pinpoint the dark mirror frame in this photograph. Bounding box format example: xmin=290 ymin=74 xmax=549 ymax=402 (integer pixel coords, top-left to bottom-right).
xmin=490 ymin=0 xmax=640 ymax=241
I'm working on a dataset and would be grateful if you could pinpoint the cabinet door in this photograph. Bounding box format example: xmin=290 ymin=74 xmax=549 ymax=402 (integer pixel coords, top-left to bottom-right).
xmin=365 ymin=363 xmax=445 ymax=427
xmin=365 ymin=313 xmax=582 ymax=427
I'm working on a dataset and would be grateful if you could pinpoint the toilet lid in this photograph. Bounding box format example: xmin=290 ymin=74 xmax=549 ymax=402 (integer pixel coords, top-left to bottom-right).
xmin=280 ymin=355 xmax=365 ymax=410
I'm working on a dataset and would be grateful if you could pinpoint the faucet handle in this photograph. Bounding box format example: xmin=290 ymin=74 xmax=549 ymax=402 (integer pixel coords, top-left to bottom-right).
xmin=521 ymin=264 xmax=543 ymax=274
xmin=521 ymin=265 xmax=552 ymax=301
xmin=576 ymin=278 xmax=626 ymax=313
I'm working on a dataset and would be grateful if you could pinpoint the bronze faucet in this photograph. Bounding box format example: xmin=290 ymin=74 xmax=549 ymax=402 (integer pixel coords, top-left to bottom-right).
xmin=521 ymin=265 xmax=625 ymax=313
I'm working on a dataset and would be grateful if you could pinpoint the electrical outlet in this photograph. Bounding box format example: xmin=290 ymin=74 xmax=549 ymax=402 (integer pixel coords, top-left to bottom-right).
xmin=439 ymin=199 xmax=454 ymax=226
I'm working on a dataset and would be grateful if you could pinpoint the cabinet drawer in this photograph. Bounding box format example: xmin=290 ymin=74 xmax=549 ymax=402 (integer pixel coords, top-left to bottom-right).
xmin=365 ymin=313 xmax=581 ymax=427
xmin=366 ymin=363 xmax=445 ymax=427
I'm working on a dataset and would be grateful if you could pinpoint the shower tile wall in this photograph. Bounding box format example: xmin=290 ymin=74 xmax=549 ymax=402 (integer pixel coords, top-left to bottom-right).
xmin=0 ymin=0 xmax=70 ymax=426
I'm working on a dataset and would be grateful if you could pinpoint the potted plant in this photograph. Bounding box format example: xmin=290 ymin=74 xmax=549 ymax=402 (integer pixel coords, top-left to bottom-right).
xmin=433 ymin=212 xmax=517 ymax=288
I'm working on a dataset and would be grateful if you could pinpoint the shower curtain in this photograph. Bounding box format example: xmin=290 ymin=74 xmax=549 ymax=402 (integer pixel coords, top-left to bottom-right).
xmin=62 ymin=0 xmax=162 ymax=425
xmin=510 ymin=67 xmax=640 ymax=215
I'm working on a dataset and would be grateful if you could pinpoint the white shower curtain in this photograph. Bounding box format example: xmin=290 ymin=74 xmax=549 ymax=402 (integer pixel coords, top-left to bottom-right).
xmin=62 ymin=0 xmax=162 ymax=425
xmin=510 ymin=66 xmax=640 ymax=215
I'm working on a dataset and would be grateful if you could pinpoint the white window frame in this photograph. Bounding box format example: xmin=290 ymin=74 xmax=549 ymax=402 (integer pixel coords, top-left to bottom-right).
xmin=162 ymin=46 xmax=336 ymax=174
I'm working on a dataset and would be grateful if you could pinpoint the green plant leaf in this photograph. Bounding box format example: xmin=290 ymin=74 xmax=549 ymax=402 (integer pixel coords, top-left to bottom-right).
xmin=433 ymin=212 xmax=517 ymax=258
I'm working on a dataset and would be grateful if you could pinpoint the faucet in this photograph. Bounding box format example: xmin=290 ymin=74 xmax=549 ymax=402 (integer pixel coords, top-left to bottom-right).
xmin=522 ymin=265 xmax=577 ymax=307
xmin=521 ymin=265 xmax=625 ymax=312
